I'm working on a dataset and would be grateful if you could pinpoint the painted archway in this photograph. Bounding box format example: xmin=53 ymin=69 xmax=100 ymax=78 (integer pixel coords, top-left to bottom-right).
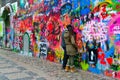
xmin=1 ymin=5 xmax=11 ymax=48
xmin=23 ymin=32 xmax=30 ymax=56
xmin=1 ymin=3 xmax=17 ymax=49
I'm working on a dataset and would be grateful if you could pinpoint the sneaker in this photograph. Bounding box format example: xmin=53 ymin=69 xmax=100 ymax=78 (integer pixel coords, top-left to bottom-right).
xmin=65 ymin=65 xmax=70 ymax=72
xmin=70 ymin=66 xmax=76 ymax=72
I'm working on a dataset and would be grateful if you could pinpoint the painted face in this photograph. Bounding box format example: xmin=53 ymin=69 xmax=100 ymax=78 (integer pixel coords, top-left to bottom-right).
xmin=63 ymin=14 xmax=71 ymax=27
xmin=100 ymin=6 xmax=108 ymax=19
xmin=46 ymin=16 xmax=61 ymax=49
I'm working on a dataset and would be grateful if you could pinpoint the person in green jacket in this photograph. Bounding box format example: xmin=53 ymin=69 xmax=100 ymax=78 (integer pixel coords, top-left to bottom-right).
xmin=64 ymin=25 xmax=77 ymax=72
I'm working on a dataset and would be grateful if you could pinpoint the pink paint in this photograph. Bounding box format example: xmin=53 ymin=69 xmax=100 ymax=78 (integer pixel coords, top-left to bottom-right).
xmin=108 ymin=14 xmax=120 ymax=29
xmin=108 ymin=14 xmax=120 ymax=55
xmin=114 ymin=71 xmax=120 ymax=79
xmin=28 ymin=0 xmax=33 ymax=4
xmin=109 ymin=14 xmax=120 ymax=46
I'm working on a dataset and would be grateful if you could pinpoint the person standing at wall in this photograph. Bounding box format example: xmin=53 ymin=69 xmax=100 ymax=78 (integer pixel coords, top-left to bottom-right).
xmin=64 ymin=25 xmax=77 ymax=72
xmin=61 ymin=28 xmax=69 ymax=69
xmin=61 ymin=13 xmax=71 ymax=70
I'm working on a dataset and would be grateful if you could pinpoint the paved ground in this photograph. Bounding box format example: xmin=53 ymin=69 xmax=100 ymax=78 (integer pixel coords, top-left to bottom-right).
xmin=0 ymin=50 xmax=55 ymax=80
xmin=0 ymin=49 xmax=117 ymax=80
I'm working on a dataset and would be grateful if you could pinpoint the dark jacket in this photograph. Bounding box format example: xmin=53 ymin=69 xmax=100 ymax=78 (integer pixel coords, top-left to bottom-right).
xmin=61 ymin=30 xmax=66 ymax=48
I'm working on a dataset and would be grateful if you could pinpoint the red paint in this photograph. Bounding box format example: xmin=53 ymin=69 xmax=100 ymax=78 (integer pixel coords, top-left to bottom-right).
xmin=104 ymin=70 xmax=113 ymax=77
xmin=106 ymin=57 xmax=113 ymax=65
xmin=97 ymin=48 xmax=106 ymax=65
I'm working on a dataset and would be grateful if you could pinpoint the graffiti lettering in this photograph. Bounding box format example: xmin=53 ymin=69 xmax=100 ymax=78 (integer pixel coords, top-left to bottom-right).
xmin=113 ymin=25 xmax=120 ymax=34
xmin=39 ymin=41 xmax=48 ymax=56
xmin=83 ymin=20 xmax=108 ymax=42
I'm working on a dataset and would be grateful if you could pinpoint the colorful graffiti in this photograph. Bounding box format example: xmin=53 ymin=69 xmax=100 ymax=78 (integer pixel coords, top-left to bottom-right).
xmin=0 ymin=20 xmax=4 ymax=47
xmin=0 ymin=21 xmax=4 ymax=38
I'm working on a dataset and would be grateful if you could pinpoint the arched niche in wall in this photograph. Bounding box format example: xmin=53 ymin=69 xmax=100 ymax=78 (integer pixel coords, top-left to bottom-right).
xmin=1 ymin=5 xmax=11 ymax=48
xmin=1 ymin=3 xmax=16 ymax=48
xmin=23 ymin=32 xmax=30 ymax=56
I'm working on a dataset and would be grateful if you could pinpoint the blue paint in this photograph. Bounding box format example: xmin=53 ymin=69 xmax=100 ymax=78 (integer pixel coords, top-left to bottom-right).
xmin=72 ymin=0 xmax=79 ymax=10
xmin=64 ymin=0 xmax=72 ymax=3
xmin=80 ymin=0 xmax=90 ymax=6
xmin=82 ymin=53 xmax=87 ymax=61
xmin=44 ymin=0 xmax=50 ymax=6
xmin=60 ymin=3 xmax=72 ymax=15
xmin=80 ymin=0 xmax=90 ymax=16
xmin=105 ymin=45 xmax=115 ymax=58
xmin=53 ymin=0 xmax=59 ymax=7
xmin=88 ymin=66 xmax=102 ymax=74
xmin=96 ymin=60 xmax=109 ymax=72
xmin=114 ymin=34 xmax=120 ymax=42
xmin=19 ymin=0 xmax=25 ymax=9
xmin=80 ymin=8 xmax=90 ymax=16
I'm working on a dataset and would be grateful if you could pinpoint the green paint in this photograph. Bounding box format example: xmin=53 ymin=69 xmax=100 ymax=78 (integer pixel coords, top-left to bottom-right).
xmin=11 ymin=2 xmax=17 ymax=13
xmin=118 ymin=66 xmax=120 ymax=70
xmin=110 ymin=64 xmax=120 ymax=71
xmin=80 ymin=61 xmax=89 ymax=71
xmin=0 ymin=22 xmax=3 ymax=37
xmin=12 ymin=4 xmax=16 ymax=12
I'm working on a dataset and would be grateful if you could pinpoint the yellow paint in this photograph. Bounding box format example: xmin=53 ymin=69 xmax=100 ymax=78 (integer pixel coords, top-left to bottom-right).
xmin=99 ymin=2 xmax=110 ymax=8
xmin=79 ymin=25 xmax=84 ymax=30
xmin=105 ymin=0 xmax=112 ymax=4
xmin=97 ymin=1 xmax=113 ymax=9
xmin=34 ymin=43 xmax=39 ymax=56
xmin=55 ymin=48 xmax=64 ymax=60
xmin=34 ymin=0 xmax=37 ymax=2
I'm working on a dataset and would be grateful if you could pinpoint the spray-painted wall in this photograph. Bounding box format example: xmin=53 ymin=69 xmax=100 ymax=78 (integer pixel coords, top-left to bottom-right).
xmin=2 ymin=0 xmax=120 ymax=79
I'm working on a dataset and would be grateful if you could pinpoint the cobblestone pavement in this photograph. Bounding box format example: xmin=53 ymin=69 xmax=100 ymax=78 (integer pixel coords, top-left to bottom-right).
xmin=0 ymin=49 xmax=117 ymax=80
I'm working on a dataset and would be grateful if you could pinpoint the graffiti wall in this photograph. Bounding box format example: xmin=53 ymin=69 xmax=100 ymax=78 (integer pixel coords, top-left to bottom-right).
xmin=1 ymin=0 xmax=120 ymax=79
xmin=0 ymin=20 xmax=4 ymax=47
